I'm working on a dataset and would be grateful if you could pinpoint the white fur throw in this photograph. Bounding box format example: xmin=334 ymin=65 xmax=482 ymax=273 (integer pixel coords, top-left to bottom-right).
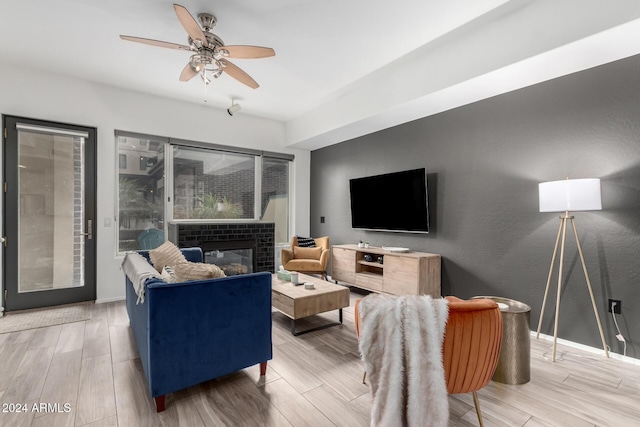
xmin=358 ymin=294 xmax=449 ymax=427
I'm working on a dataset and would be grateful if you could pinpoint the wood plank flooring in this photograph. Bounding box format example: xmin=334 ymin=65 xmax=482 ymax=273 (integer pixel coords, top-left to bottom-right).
xmin=0 ymin=292 xmax=638 ymax=426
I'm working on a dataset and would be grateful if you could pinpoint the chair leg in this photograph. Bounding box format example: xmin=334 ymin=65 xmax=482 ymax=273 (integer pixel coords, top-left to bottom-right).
xmin=472 ymin=391 xmax=484 ymax=427
xmin=362 ymin=370 xmax=367 ymax=384
xmin=260 ymin=361 xmax=267 ymax=376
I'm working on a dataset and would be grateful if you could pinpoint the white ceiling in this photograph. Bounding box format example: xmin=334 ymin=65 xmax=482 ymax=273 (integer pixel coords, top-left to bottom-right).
xmin=2 ymin=1 xmax=640 ymax=150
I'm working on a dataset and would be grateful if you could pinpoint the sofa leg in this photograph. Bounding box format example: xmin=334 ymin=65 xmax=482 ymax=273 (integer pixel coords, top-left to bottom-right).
xmin=154 ymin=395 xmax=166 ymax=413
xmin=260 ymin=361 xmax=268 ymax=376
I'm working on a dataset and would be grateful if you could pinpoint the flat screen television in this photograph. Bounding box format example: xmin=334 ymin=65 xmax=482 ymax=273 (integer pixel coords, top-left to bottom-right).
xmin=349 ymin=168 xmax=429 ymax=233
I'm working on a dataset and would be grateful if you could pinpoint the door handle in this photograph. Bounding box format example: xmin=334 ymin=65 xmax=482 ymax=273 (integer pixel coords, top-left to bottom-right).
xmin=81 ymin=219 xmax=93 ymax=240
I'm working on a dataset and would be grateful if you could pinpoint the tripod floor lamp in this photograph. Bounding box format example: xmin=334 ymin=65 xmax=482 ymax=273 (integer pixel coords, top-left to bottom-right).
xmin=536 ymin=178 xmax=609 ymax=362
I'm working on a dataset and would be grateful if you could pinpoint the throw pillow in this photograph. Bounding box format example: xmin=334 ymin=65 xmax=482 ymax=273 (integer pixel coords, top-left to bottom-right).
xmin=149 ymin=241 xmax=187 ymax=273
xmin=161 ymin=265 xmax=177 ymax=283
xmin=293 ymin=246 xmax=323 ymax=260
xmin=296 ymin=236 xmax=317 ymax=247
xmin=174 ymin=261 xmax=226 ymax=282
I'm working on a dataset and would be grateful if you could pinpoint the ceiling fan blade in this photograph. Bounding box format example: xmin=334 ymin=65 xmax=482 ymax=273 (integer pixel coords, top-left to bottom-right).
xmin=221 ymin=60 xmax=259 ymax=89
xmin=179 ymin=63 xmax=199 ymax=82
xmin=120 ymin=35 xmax=192 ymax=51
xmin=221 ymin=45 xmax=275 ymax=59
xmin=174 ymin=4 xmax=208 ymax=47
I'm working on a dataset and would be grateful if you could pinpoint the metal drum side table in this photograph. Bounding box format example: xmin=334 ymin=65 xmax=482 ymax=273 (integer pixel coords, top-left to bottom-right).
xmin=473 ymin=296 xmax=531 ymax=385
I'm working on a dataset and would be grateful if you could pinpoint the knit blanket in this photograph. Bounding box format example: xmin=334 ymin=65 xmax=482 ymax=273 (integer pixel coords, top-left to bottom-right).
xmin=121 ymin=253 xmax=162 ymax=304
xmin=358 ymin=294 xmax=449 ymax=427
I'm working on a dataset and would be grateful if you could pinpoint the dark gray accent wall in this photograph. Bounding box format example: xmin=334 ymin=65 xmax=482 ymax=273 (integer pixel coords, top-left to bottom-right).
xmin=310 ymin=54 xmax=640 ymax=358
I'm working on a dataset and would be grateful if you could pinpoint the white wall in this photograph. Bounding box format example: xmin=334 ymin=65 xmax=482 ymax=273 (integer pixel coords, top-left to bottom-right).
xmin=0 ymin=63 xmax=311 ymax=303
xmin=285 ymin=0 xmax=640 ymax=150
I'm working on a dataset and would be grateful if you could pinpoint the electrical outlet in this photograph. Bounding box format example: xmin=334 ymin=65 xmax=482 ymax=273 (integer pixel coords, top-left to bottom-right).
xmin=608 ymin=299 xmax=621 ymax=314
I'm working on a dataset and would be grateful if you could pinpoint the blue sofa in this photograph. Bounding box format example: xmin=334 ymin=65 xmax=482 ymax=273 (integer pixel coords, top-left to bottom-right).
xmin=125 ymin=247 xmax=272 ymax=412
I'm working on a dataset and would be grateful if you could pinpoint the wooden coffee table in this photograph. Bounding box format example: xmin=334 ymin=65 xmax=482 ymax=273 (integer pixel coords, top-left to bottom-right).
xmin=272 ymin=273 xmax=350 ymax=336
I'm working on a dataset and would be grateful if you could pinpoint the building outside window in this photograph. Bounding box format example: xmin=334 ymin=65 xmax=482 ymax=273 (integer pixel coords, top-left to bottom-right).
xmin=117 ymin=135 xmax=165 ymax=252
xmin=116 ymin=132 xmax=292 ymax=254
xmin=261 ymin=157 xmax=290 ymax=245
xmin=172 ymin=147 xmax=255 ymax=220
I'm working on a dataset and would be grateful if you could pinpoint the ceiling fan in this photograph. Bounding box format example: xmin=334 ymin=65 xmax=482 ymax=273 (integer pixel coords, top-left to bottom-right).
xmin=120 ymin=3 xmax=275 ymax=89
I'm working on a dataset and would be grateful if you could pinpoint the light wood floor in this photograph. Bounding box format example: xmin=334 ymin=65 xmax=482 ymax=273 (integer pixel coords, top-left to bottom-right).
xmin=0 ymin=292 xmax=639 ymax=426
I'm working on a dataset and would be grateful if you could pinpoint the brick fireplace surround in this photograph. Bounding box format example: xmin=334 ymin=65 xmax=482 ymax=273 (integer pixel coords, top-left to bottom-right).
xmin=169 ymin=222 xmax=275 ymax=273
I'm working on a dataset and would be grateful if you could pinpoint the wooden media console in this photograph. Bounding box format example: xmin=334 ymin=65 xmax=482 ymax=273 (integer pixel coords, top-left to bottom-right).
xmin=331 ymin=244 xmax=441 ymax=297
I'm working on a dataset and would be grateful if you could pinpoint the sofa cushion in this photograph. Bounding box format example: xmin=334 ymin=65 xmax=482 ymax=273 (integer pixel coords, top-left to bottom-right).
xmin=296 ymin=236 xmax=316 ymax=247
xmin=285 ymin=259 xmax=324 ymax=273
xmin=293 ymin=246 xmax=322 ymax=260
xmin=161 ymin=265 xmax=177 ymax=283
xmin=174 ymin=261 xmax=226 ymax=282
xmin=149 ymin=241 xmax=187 ymax=273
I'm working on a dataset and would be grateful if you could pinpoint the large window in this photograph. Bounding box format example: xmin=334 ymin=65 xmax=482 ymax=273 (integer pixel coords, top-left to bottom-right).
xmin=116 ymin=131 xmax=292 ymax=254
xmin=172 ymin=147 xmax=256 ymax=220
xmin=117 ymin=135 xmax=165 ymax=252
xmin=261 ymin=157 xmax=290 ymax=245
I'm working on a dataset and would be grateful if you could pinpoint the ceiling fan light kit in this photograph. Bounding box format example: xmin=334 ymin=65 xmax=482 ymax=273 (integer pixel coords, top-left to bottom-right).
xmin=120 ymin=3 xmax=275 ymax=92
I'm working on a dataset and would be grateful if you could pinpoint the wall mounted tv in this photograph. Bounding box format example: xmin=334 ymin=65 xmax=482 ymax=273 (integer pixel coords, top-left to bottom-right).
xmin=349 ymin=168 xmax=429 ymax=234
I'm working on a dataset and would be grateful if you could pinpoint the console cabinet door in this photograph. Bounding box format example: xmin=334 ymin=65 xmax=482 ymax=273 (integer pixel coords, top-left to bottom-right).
xmin=383 ymin=256 xmax=419 ymax=295
xmin=331 ymin=247 xmax=356 ymax=283
xmin=355 ymin=272 xmax=383 ymax=292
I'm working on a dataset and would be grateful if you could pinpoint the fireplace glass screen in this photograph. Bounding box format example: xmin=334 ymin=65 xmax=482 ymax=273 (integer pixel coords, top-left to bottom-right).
xmin=204 ymin=249 xmax=254 ymax=276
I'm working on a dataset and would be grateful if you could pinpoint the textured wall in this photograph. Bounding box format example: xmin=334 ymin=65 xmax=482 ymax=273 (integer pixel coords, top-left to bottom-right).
xmin=310 ymin=54 xmax=640 ymax=358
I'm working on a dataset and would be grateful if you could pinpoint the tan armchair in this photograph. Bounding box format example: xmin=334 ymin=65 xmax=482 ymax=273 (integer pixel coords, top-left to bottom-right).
xmin=282 ymin=236 xmax=330 ymax=280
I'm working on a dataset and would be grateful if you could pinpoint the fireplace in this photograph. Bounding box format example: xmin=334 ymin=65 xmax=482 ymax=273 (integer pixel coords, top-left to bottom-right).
xmin=202 ymin=239 xmax=257 ymax=276
xmin=169 ymin=222 xmax=275 ymax=273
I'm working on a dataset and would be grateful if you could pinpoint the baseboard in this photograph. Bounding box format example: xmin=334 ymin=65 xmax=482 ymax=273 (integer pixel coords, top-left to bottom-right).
xmin=95 ymin=296 xmax=125 ymax=304
xmin=532 ymin=331 xmax=639 ymax=365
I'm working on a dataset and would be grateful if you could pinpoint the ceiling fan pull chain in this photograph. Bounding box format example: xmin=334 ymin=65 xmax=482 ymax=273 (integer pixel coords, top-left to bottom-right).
xmin=203 ymin=72 xmax=208 ymax=103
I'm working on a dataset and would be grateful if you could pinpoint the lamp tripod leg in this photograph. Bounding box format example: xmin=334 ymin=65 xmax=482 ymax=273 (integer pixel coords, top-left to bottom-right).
xmin=552 ymin=216 xmax=568 ymax=362
xmin=537 ymin=219 xmax=564 ymax=339
xmin=570 ymin=218 xmax=609 ymax=358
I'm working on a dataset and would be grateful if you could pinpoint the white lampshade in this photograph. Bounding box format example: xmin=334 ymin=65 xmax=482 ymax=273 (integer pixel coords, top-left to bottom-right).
xmin=539 ymin=178 xmax=602 ymax=212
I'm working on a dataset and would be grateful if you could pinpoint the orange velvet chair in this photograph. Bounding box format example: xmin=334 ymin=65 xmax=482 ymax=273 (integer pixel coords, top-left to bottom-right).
xmin=355 ymin=296 xmax=502 ymax=426
xmin=282 ymin=236 xmax=330 ymax=279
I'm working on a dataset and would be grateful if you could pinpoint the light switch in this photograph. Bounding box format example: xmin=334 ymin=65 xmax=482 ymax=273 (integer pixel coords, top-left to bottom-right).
xmin=104 ymin=217 xmax=112 ymax=227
